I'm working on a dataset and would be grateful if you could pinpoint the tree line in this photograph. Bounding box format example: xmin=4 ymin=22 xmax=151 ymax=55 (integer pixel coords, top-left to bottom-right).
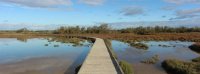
xmin=53 ymin=24 xmax=111 ymax=34
xmin=120 ymin=26 xmax=200 ymax=35
xmin=3 ymin=24 xmax=200 ymax=35
xmin=53 ymin=24 xmax=200 ymax=35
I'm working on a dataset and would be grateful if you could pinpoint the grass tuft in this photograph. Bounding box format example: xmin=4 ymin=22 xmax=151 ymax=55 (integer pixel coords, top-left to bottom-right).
xmin=141 ymin=55 xmax=159 ymax=64
xmin=119 ymin=61 xmax=134 ymax=74
xmin=192 ymin=57 xmax=200 ymax=62
xmin=130 ymin=42 xmax=149 ymax=50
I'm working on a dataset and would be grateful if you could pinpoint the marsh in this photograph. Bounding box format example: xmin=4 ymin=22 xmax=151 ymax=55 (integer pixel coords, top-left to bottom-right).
xmin=0 ymin=37 xmax=92 ymax=74
xmin=111 ymin=40 xmax=200 ymax=74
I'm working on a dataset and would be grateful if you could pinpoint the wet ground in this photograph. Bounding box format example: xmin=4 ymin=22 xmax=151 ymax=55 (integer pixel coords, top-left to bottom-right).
xmin=111 ymin=40 xmax=200 ymax=74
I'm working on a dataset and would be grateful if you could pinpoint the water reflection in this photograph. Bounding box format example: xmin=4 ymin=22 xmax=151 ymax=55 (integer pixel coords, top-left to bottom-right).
xmin=111 ymin=40 xmax=200 ymax=74
xmin=0 ymin=37 xmax=92 ymax=74
xmin=46 ymin=36 xmax=92 ymax=47
xmin=16 ymin=37 xmax=28 ymax=42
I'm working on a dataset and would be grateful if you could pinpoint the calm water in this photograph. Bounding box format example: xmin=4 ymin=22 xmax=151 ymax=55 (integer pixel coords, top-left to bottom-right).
xmin=0 ymin=37 xmax=92 ymax=74
xmin=111 ymin=40 xmax=200 ymax=74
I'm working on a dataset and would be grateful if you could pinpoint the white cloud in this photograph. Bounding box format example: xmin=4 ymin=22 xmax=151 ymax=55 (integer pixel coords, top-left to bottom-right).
xmin=120 ymin=6 xmax=144 ymax=16
xmin=170 ymin=8 xmax=200 ymax=20
xmin=162 ymin=5 xmax=177 ymax=10
xmin=0 ymin=0 xmax=72 ymax=8
xmin=170 ymin=14 xmax=199 ymax=20
xmin=0 ymin=23 xmax=67 ymax=30
xmin=176 ymin=8 xmax=200 ymax=16
xmin=164 ymin=0 xmax=200 ymax=4
xmin=79 ymin=0 xmax=105 ymax=6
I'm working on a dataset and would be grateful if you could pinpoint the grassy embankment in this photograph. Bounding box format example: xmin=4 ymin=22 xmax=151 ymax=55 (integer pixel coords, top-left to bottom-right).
xmin=119 ymin=61 xmax=134 ymax=74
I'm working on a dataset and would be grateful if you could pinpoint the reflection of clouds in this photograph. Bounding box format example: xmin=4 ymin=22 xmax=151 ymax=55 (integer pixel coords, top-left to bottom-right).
xmin=114 ymin=40 xmax=199 ymax=63
xmin=0 ymin=38 xmax=17 ymax=45
xmin=133 ymin=63 xmax=166 ymax=74
xmin=124 ymin=47 xmax=146 ymax=55
xmin=0 ymin=57 xmax=73 ymax=74
xmin=0 ymin=38 xmax=91 ymax=73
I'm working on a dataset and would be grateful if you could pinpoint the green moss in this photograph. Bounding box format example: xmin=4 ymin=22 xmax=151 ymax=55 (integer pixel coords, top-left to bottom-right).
xmin=119 ymin=61 xmax=134 ymax=74
xmin=192 ymin=57 xmax=200 ymax=62
xmin=141 ymin=55 xmax=159 ymax=64
xmin=162 ymin=59 xmax=199 ymax=74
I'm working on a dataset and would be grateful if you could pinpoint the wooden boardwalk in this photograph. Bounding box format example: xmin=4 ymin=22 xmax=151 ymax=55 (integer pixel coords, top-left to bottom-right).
xmin=78 ymin=38 xmax=118 ymax=74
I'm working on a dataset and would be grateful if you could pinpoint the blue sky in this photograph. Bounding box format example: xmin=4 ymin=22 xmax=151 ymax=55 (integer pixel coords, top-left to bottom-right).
xmin=0 ymin=0 xmax=200 ymax=29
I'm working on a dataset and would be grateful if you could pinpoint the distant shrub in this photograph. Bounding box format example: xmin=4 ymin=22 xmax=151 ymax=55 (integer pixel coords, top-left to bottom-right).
xmin=189 ymin=43 xmax=200 ymax=53
xmin=119 ymin=61 xmax=134 ymax=74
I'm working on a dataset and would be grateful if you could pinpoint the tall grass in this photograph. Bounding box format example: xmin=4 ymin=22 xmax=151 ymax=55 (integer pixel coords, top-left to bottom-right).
xmin=162 ymin=59 xmax=200 ymax=74
xmin=192 ymin=57 xmax=200 ymax=62
xmin=119 ymin=61 xmax=134 ymax=74
xmin=141 ymin=55 xmax=159 ymax=64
